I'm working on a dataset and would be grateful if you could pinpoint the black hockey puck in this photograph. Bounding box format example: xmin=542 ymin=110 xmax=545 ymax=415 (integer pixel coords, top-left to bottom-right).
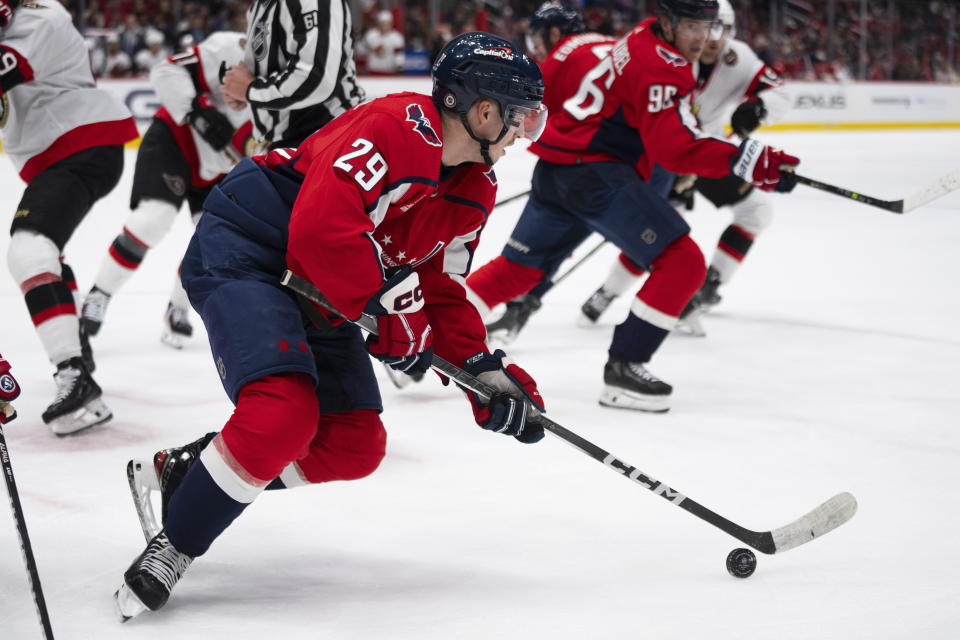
xmin=725 ymin=548 xmax=757 ymax=578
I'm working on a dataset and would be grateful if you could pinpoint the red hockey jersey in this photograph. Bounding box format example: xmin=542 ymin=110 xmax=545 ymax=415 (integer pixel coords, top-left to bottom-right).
xmin=266 ymin=93 xmax=495 ymax=366
xmin=531 ymin=19 xmax=740 ymax=181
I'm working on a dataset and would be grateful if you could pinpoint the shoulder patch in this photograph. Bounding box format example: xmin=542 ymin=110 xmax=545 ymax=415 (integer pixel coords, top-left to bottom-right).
xmin=656 ymin=45 xmax=688 ymax=68
xmin=483 ymin=168 xmax=497 ymax=186
xmin=723 ymin=49 xmax=738 ymax=66
xmin=405 ymin=103 xmax=442 ymax=147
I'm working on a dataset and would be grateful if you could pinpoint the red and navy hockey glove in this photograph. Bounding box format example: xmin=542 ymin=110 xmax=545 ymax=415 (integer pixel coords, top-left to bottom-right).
xmin=730 ymin=139 xmax=799 ymax=193
xmin=0 ymin=353 xmax=22 ymax=425
xmin=364 ymin=267 xmax=434 ymax=376
xmin=462 ymin=349 xmax=545 ymax=444
xmin=186 ymin=96 xmax=234 ymax=151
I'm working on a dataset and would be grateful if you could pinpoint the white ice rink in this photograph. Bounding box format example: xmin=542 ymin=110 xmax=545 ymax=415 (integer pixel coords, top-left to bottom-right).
xmin=1 ymin=127 xmax=959 ymax=639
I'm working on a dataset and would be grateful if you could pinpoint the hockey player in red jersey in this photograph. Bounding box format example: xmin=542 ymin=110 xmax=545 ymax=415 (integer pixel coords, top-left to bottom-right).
xmin=2 ymin=0 xmax=138 ymax=434
xmin=80 ymin=31 xmax=255 ymax=350
xmin=579 ymin=0 xmax=794 ymax=334
xmin=114 ymin=32 xmax=547 ymax=620
xmin=465 ymin=0 xmax=799 ymax=413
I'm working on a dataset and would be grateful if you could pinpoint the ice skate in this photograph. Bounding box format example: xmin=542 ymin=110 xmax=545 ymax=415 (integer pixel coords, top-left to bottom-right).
xmin=577 ymin=287 xmax=617 ymax=326
xmin=675 ymin=266 xmax=723 ymax=337
xmin=598 ymin=358 xmax=672 ymax=413
xmin=485 ymin=294 xmax=541 ymax=349
xmin=161 ymin=302 xmax=193 ymax=349
xmin=42 ymin=357 xmax=112 ymax=436
xmin=127 ymin=434 xmax=211 ymax=542
xmin=382 ymin=363 xmax=425 ymax=389
xmin=114 ymin=531 xmax=193 ymax=621
xmin=80 ymin=286 xmax=111 ymax=337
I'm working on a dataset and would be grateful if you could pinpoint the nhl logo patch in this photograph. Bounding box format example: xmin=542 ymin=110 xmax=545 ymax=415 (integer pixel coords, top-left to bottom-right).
xmin=641 ymin=228 xmax=657 ymax=244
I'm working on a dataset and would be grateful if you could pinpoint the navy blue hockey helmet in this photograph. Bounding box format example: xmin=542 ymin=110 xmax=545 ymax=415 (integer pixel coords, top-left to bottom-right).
xmin=432 ymin=31 xmax=546 ymax=165
xmin=657 ymin=0 xmax=720 ymax=22
xmin=529 ymin=1 xmax=586 ymax=42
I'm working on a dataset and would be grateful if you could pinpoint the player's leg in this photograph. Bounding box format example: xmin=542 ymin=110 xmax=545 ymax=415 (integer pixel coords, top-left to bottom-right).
xmin=6 ymin=146 xmax=124 ymax=434
xmin=578 ymin=164 xmax=676 ymax=324
xmin=82 ymin=119 xmax=189 ymax=337
xmin=161 ymin=198 xmax=208 ymax=349
xmin=574 ymin=165 xmax=700 ymax=412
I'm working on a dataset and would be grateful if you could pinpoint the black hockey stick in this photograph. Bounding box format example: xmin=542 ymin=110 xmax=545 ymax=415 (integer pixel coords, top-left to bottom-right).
xmin=494 ymin=189 xmax=531 ymax=209
xmin=794 ymin=168 xmax=960 ymax=213
xmin=1 ymin=425 xmax=55 ymax=639
xmin=280 ymin=270 xmax=857 ymax=554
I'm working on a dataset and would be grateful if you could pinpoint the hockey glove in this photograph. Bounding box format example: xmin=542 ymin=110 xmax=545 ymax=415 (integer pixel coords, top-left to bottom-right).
xmin=669 ymin=174 xmax=697 ymax=211
xmin=364 ymin=267 xmax=434 ymax=376
xmin=730 ymin=139 xmax=799 ymax=193
xmin=0 ymin=353 xmax=21 ymax=425
xmin=462 ymin=349 xmax=545 ymax=444
xmin=186 ymin=96 xmax=234 ymax=151
xmin=730 ymin=97 xmax=767 ymax=138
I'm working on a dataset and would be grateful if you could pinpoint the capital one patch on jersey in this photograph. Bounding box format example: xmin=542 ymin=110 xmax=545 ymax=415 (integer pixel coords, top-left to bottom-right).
xmin=405 ymin=104 xmax=441 ymax=147
xmin=655 ymin=45 xmax=687 ymax=68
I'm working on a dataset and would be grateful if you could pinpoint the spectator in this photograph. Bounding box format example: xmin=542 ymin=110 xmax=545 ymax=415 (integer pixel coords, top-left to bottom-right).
xmin=134 ymin=28 xmax=169 ymax=73
xmin=362 ymin=10 xmax=405 ymax=74
xmin=103 ymin=33 xmax=133 ymax=77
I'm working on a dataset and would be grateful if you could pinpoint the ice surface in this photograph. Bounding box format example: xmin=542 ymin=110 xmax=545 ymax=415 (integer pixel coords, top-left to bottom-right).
xmin=1 ymin=128 xmax=958 ymax=639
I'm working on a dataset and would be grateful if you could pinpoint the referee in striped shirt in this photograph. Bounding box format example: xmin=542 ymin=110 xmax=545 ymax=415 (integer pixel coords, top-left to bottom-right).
xmin=221 ymin=0 xmax=365 ymax=149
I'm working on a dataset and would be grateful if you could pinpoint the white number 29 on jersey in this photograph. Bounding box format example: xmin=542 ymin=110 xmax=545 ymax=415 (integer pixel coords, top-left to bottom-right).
xmin=333 ymin=138 xmax=387 ymax=191
xmin=648 ymin=85 xmax=677 ymax=113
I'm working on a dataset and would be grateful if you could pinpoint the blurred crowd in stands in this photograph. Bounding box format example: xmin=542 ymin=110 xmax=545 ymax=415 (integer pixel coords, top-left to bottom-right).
xmin=56 ymin=0 xmax=958 ymax=83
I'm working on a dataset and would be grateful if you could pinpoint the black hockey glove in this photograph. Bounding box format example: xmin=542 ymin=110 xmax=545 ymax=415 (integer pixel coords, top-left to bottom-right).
xmin=186 ymin=96 xmax=234 ymax=151
xmin=668 ymin=174 xmax=697 ymax=211
xmin=730 ymin=97 xmax=767 ymax=138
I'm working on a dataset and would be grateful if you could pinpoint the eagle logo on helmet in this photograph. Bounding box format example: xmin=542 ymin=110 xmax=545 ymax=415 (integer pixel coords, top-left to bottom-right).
xmin=656 ymin=45 xmax=688 ymax=68
xmin=405 ymin=104 xmax=442 ymax=147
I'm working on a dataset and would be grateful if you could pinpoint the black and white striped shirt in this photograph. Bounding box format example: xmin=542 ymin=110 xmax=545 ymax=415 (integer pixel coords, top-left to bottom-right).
xmin=243 ymin=0 xmax=365 ymax=148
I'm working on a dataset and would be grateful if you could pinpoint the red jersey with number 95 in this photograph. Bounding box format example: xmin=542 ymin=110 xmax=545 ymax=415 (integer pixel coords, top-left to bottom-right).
xmin=531 ymin=18 xmax=739 ymax=181
xmin=261 ymin=92 xmax=496 ymax=366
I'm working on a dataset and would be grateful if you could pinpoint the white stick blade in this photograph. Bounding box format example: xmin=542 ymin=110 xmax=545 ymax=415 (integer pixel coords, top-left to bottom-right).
xmin=902 ymin=168 xmax=960 ymax=213
xmin=771 ymin=491 xmax=858 ymax=553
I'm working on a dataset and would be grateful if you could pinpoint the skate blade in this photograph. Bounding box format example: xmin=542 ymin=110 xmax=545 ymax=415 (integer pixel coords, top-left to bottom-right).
xmin=675 ymin=313 xmax=707 ymax=337
xmin=598 ymin=386 xmax=671 ymax=413
xmin=48 ymin=398 xmax=113 ymax=436
xmin=126 ymin=459 xmax=162 ymax=543
xmin=115 ymin=583 xmax=149 ymax=622
xmin=160 ymin=329 xmax=188 ymax=350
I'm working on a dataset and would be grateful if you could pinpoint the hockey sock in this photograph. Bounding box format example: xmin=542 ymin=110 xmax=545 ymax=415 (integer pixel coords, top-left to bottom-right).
xmin=168 ymin=265 xmax=190 ymax=309
xmin=22 ymin=273 xmax=82 ymax=365
xmin=465 ymin=256 xmax=544 ymax=317
xmin=711 ymin=224 xmax=755 ymax=283
xmin=163 ymin=445 xmax=251 ymax=558
xmin=59 ymin=261 xmax=82 ymax=308
xmin=603 ymin=253 xmax=646 ymax=296
xmin=608 ymin=310 xmax=670 ymax=364
xmin=94 ymin=229 xmax=150 ymax=295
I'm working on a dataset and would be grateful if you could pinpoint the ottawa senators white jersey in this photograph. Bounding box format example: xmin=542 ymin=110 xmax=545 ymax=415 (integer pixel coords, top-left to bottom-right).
xmin=150 ymin=31 xmax=253 ymax=184
xmin=693 ymin=38 xmax=790 ymax=138
xmin=0 ymin=1 xmax=137 ymax=182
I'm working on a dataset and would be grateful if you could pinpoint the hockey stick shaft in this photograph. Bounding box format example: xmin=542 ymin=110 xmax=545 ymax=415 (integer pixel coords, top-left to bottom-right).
xmin=795 ymin=168 xmax=960 ymax=214
xmin=0 ymin=426 xmax=55 ymax=639
xmin=550 ymin=239 xmax=607 ymax=286
xmin=280 ymin=270 xmax=856 ymax=554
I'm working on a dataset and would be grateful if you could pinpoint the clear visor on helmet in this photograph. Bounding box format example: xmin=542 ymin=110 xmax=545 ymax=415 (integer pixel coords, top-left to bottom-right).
xmin=676 ymin=18 xmax=725 ymax=40
xmin=503 ymin=103 xmax=549 ymax=141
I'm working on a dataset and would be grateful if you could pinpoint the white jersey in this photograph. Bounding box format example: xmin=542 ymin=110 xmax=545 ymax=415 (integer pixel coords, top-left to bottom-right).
xmin=692 ymin=38 xmax=790 ymax=138
xmin=362 ymin=27 xmax=405 ymax=73
xmin=0 ymin=1 xmax=137 ymax=182
xmin=150 ymin=31 xmax=252 ymax=183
